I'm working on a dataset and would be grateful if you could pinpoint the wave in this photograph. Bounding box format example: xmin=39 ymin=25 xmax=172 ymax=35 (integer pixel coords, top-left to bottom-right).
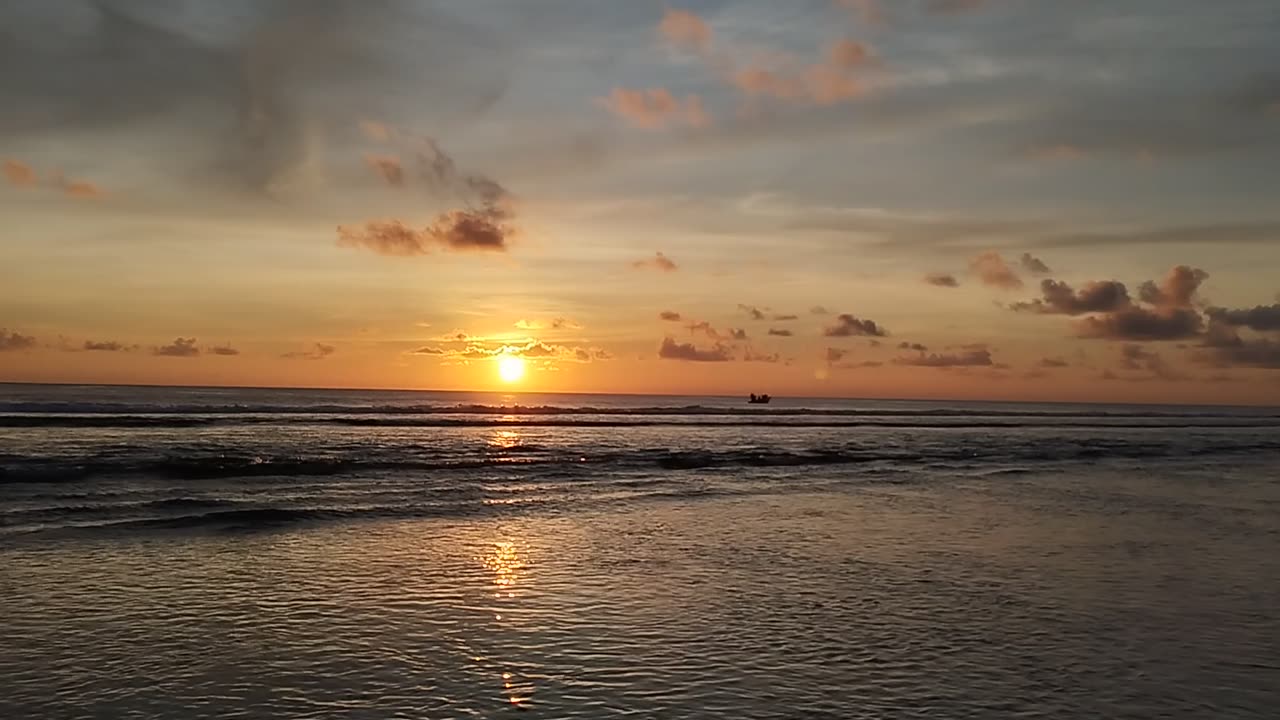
xmin=4 ymin=415 xmax=1279 ymax=430
xmin=5 ymin=439 xmax=1279 ymax=484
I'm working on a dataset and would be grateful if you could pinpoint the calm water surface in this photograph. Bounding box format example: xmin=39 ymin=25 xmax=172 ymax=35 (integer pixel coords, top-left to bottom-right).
xmin=2 ymin=385 xmax=1278 ymax=718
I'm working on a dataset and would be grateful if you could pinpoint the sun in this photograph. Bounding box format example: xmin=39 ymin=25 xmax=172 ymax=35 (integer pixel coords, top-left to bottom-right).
xmin=497 ymin=354 xmax=526 ymax=383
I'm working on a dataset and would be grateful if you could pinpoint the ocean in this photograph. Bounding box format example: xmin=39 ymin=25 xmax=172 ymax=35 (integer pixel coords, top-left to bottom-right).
xmin=2 ymin=383 xmax=1278 ymax=718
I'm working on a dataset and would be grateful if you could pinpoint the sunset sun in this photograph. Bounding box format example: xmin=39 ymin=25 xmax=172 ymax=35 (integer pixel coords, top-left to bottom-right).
xmin=497 ymin=354 xmax=526 ymax=383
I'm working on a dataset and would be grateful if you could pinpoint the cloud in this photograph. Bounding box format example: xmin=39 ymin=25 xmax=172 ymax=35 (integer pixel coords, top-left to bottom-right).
xmin=364 ymin=155 xmax=405 ymax=186
xmin=1019 ymin=253 xmax=1051 ymax=274
xmin=3 ymin=159 xmax=37 ymax=186
xmin=894 ymin=349 xmax=994 ymax=367
xmin=1118 ymin=344 xmax=1183 ymax=380
xmin=209 ymin=345 xmax=241 ymax=356
xmin=154 ymin=337 xmax=199 ymax=358
xmin=659 ymin=8 xmax=711 ymax=54
xmin=57 ymin=176 xmax=102 ymax=198
xmin=83 ymin=340 xmax=135 ymax=352
xmin=1194 ymin=338 xmax=1280 ymax=370
xmin=898 ymin=342 xmax=928 ymax=352
xmin=659 ymin=337 xmax=733 ymax=362
xmin=1075 ymin=307 xmax=1204 ymax=341
xmin=600 ymin=87 xmax=710 ymax=130
xmin=1137 ymin=266 xmax=1208 ymax=309
xmin=743 ymin=348 xmax=781 ymax=363
xmin=686 ymin=320 xmax=720 ymax=339
xmin=825 ymin=347 xmax=847 ymax=364
xmin=1038 ymin=357 xmax=1069 ymax=368
xmin=729 ymin=328 xmax=749 ymax=341
xmin=738 ymin=304 xmax=766 ymax=321
xmin=924 ymin=273 xmax=959 ymax=288
xmin=1207 ymin=304 xmax=1280 ymax=332
xmin=417 ymin=339 xmax=611 ymax=363
xmin=360 ymin=120 xmax=395 ymax=143
xmin=823 ymin=314 xmax=888 ymax=338
xmin=338 ymin=209 xmax=513 ymax=256
xmin=768 ymin=328 xmax=794 ymax=337
xmin=0 ymin=329 xmax=37 ymax=352
xmin=659 ymin=310 xmax=683 ymax=322
xmin=514 ymin=317 xmax=580 ymax=330
xmin=732 ymin=40 xmax=871 ymax=106
xmin=282 ymin=343 xmax=336 ymax=360
xmin=631 ymin=252 xmax=678 ymax=272
xmin=969 ymin=251 xmax=1023 ymax=290
xmin=810 ymin=306 xmax=831 ymax=315
xmin=1011 ymin=279 xmax=1131 ymax=315
xmin=1064 ymin=266 xmax=1209 ymax=341
xmin=772 ymin=314 xmax=798 ymax=321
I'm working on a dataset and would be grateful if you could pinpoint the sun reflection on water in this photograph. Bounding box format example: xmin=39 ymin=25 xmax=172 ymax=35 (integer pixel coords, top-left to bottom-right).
xmin=479 ymin=540 xmax=533 ymax=707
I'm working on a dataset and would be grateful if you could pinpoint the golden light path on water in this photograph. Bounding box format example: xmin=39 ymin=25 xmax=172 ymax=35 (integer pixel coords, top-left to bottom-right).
xmin=481 ymin=537 xmax=533 ymax=708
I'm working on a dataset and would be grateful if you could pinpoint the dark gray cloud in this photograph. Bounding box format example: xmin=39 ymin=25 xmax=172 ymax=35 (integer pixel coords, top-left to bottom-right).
xmin=1137 ymin=266 xmax=1208 ymax=309
xmin=1076 ymin=307 xmax=1204 ymax=341
xmin=768 ymin=328 xmax=793 ymax=337
xmin=0 ymin=1 xmax=515 ymax=192
xmin=1012 ymin=279 xmax=1131 ymax=315
xmin=658 ymin=310 xmax=683 ymax=322
xmin=893 ymin=348 xmax=994 ymax=367
xmin=1195 ymin=338 xmax=1280 ymax=369
xmin=823 ymin=314 xmax=888 ymax=337
xmin=154 ymin=337 xmax=199 ymax=357
xmin=658 ymin=336 xmax=732 ymax=362
xmin=0 ymin=329 xmax=37 ymax=351
xmin=1019 ymin=253 xmax=1051 ymax=274
xmin=282 ymin=343 xmax=336 ymax=360
xmin=83 ymin=340 xmax=135 ymax=352
xmin=1206 ymin=304 xmax=1280 ymax=332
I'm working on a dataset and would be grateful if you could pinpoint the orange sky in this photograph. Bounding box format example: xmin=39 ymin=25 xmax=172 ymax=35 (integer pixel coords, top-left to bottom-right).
xmin=2 ymin=1 xmax=1280 ymax=405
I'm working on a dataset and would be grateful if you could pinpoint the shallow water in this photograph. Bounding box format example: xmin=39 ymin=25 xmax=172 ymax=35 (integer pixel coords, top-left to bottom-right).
xmin=2 ymin=385 xmax=1279 ymax=717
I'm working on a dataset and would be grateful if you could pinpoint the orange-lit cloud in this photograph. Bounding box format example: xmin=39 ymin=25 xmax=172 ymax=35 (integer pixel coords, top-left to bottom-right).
xmin=631 ymin=251 xmax=678 ymax=272
xmin=59 ymin=178 xmax=102 ymax=198
xmin=823 ymin=314 xmax=888 ymax=337
xmin=4 ymin=159 xmax=38 ymax=186
xmin=339 ymin=207 xmax=514 ymax=256
xmin=969 ymin=251 xmax=1023 ymax=289
xmin=360 ymin=120 xmax=395 ymax=143
xmin=414 ymin=339 xmax=611 ymax=363
xmin=659 ymin=8 xmax=711 ymax=54
xmin=600 ymin=87 xmax=710 ymax=129
xmin=365 ymin=155 xmax=405 ymax=186
xmin=1138 ymin=265 xmax=1207 ymax=309
xmin=83 ymin=340 xmax=136 ymax=352
xmin=732 ymin=39 xmax=871 ymax=106
xmin=514 ymin=317 xmax=581 ymax=330
xmin=658 ymin=336 xmax=732 ymax=362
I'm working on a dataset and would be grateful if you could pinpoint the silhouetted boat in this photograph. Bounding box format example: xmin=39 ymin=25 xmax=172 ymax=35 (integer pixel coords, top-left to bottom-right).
xmin=747 ymin=393 xmax=772 ymax=404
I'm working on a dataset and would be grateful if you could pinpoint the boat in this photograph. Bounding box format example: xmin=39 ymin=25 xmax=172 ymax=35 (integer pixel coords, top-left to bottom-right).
xmin=747 ymin=393 xmax=772 ymax=404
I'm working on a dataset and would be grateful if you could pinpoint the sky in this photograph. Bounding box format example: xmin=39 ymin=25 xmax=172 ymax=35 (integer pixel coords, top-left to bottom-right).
xmin=2 ymin=0 xmax=1280 ymax=404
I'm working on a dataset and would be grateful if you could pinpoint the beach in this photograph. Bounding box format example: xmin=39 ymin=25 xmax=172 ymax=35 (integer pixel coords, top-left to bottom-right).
xmin=2 ymin=384 xmax=1279 ymax=717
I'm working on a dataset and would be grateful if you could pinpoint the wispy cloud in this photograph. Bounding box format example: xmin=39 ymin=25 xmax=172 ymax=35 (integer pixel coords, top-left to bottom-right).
xmin=600 ymin=88 xmax=710 ymax=130
xmin=282 ymin=343 xmax=336 ymax=360
xmin=3 ymin=159 xmax=37 ymax=186
xmin=631 ymin=252 xmax=678 ymax=272
xmin=0 ymin=329 xmax=37 ymax=352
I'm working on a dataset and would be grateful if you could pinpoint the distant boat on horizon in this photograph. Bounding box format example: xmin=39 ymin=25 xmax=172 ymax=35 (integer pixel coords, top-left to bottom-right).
xmin=747 ymin=393 xmax=772 ymax=404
